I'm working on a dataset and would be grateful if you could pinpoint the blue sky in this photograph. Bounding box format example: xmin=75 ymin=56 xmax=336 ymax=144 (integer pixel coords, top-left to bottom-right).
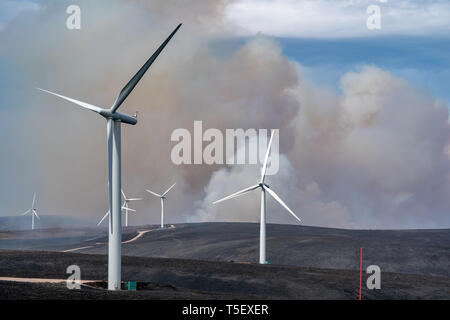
xmin=212 ymin=35 xmax=450 ymax=105
xmin=0 ymin=0 xmax=39 ymax=29
xmin=280 ymin=36 xmax=450 ymax=104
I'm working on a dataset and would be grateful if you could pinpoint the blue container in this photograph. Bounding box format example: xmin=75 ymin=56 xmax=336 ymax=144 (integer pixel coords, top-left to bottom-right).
xmin=126 ymin=281 xmax=137 ymax=290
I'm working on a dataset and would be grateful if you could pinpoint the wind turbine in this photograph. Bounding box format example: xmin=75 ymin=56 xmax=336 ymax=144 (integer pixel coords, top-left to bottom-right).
xmin=19 ymin=193 xmax=40 ymax=230
xmin=213 ymin=131 xmax=301 ymax=264
xmin=145 ymin=182 xmax=176 ymax=228
xmin=121 ymin=189 xmax=141 ymax=227
xmin=36 ymin=24 xmax=182 ymax=290
xmin=97 ymin=203 xmax=136 ymax=227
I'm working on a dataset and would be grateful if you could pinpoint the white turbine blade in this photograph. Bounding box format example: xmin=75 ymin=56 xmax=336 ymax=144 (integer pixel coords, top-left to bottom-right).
xmin=36 ymin=88 xmax=103 ymax=113
xmin=121 ymin=206 xmax=136 ymax=212
xmin=98 ymin=210 xmax=109 ymax=226
xmin=31 ymin=192 xmax=36 ymax=208
xmin=33 ymin=210 xmax=40 ymax=220
xmin=213 ymin=184 xmax=260 ymax=205
xmin=264 ymin=187 xmax=301 ymax=223
xmin=121 ymin=189 xmax=126 ymax=200
xmin=146 ymin=189 xmax=162 ymax=198
xmin=127 ymin=198 xmax=142 ymax=201
xmin=162 ymin=183 xmax=176 ymax=197
xmin=260 ymin=130 xmax=275 ymax=183
xmin=20 ymin=209 xmax=31 ymax=216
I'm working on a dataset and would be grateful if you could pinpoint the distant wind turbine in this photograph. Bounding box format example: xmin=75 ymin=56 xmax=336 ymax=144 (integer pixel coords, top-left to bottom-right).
xmin=19 ymin=193 xmax=40 ymax=230
xmin=97 ymin=202 xmax=136 ymax=227
xmin=213 ymin=131 xmax=301 ymax=264
xmin=37 ymin=24 xmax=182 ymax=290
xmin=121 ymin=189 xmax=141 ymax=227
xmin=146 ymin=183 xmax=176 ymax=228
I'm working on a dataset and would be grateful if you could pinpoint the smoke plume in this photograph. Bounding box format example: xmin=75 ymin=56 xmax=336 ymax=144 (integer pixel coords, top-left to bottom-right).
xmin=0 ymin=0 xmax=449 ymax=229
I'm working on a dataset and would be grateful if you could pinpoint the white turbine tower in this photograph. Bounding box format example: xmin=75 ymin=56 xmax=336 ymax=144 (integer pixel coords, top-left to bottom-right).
xmin=37 ymin=24 xmax=182 ymax=290
xmin=97 ymin=203 xmax=136 ymax=227
xmin=146 ymin=182 xmax=176 ymax=228
xmin=121 ymin=189 xmax=141 ymax=227
xmin=19 ymin=193 xmax=40 ymax=230
xmin=213 ymin=131 xmax=301 ymax=264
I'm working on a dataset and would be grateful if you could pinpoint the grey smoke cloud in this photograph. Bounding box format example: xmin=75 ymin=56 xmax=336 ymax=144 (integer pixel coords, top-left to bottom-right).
xmin=0 ymin=0 xmax=449 ymax=229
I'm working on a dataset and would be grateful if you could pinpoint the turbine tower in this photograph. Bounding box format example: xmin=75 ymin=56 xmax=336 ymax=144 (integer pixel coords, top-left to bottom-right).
xmin=213 ymin=131 xmax=301 ymax=264
xmin=146 ymin=182 xmax=176 ymax=228
xmin=37 ymin=24 xmax=181 ymax=290
xmin=19 ymin=193 xmax=40 ymax=230
xmin=97 ymin=203 xmax=136 ymax=227
xmin=121 ymin=189 xmax=141 ymax=227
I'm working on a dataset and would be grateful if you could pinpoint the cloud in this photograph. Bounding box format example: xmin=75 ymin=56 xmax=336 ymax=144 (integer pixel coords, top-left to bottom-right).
xmin=225 ymin=0 xmax=450 ymax=38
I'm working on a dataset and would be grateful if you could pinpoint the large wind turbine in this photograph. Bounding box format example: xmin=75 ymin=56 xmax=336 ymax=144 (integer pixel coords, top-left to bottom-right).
xmin=97 ymin=203 xmax=136 ymax=227
xmin=213 ymin=131 xmax=301 ymax=264
xmin=37 ymin=24 xmax=182 ymax=290
xmin=146 ymin=182 xmax=176 ymax=228
xmin=121 ymin=189 xmax=141 ymax=227
xmin=19 ymin=193 xmax=40 ymax=230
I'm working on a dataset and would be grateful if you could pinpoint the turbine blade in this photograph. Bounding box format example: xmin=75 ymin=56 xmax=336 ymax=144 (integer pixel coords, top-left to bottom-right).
xmin=121 ymin=206 xmax=136 ymax=212
xmin=98 ymin=210 xmax=109 ymax=226
xmin=121 ymin=189 xmax=126 ymax=200
xmin=36 ymin=88 xmax=104 ymax=113
xmin=110 ymin=23 xmax=182 ymax=113
xmin=31 ymin=192 xmax=36 ymax=208
xmin=127 ymin=198 xmax=142 ymax=201
xmin=260 ymin=130 xmax=275 ymax=183
xmin=20 ymin=209 xmax=31 ymax=216
xmin=213 ymin=184 xmax=260 ymax=205
xmin=264 ymin=187 xmax=301 ymax=223
xmin=33 ymin=210 xmax=40 ymax=220
xmin=162 ymin=183 xmax=176 ymax=197
xmin=146 ymin=189 xmax=162 ymax=198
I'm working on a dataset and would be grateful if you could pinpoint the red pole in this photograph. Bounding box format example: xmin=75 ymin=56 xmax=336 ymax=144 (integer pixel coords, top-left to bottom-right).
xmin=359 ymin=247 xmax=363 ymax=300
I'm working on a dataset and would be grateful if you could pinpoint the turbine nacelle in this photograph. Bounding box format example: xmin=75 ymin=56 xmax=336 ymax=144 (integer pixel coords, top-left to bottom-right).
xmin=99 ymin=109 xmax=137 ymax=125
xmin=259 ymin=183 xmax=270 ymax=189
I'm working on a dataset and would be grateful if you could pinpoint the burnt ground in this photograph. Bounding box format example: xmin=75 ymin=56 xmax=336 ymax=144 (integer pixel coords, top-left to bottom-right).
xmin=0 ymin=223 xmax=448 ymax=276
xmin=0 ymin=223 xmax=448 ymax=299
xmin=0 ymin=250 xmax=449 ymax=300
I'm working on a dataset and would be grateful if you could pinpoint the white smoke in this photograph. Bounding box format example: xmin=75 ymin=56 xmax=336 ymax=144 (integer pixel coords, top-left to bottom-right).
xmin=0 ymin=0 xmax=449 ymax=229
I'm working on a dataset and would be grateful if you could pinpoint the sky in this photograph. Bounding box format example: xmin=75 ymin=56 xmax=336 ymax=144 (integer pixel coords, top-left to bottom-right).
xmin=0 ymin=0 xmax=449 ymax=230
